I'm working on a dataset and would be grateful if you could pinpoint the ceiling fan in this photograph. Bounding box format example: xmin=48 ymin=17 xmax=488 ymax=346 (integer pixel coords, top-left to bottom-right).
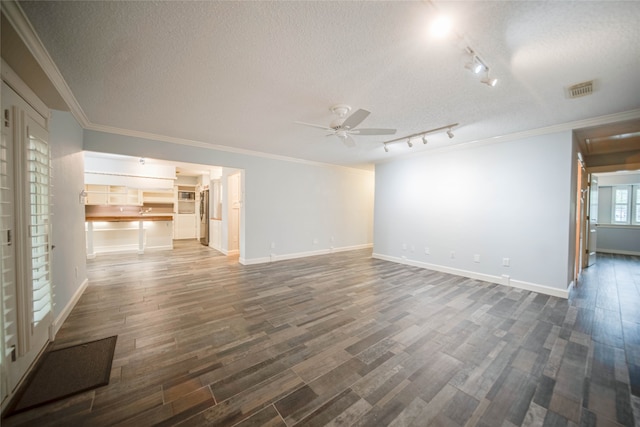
xmin=295 ymin=104 xmax=396 ymax=147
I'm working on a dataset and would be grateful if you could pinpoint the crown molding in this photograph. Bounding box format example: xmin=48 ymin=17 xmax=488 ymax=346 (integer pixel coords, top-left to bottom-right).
xmin=1 ymin=58 xmax=48 ymax=120
xmin=3 ymin=1 xmax=89 ymax=127
xmin=3 ymin=1 xmax=372 ymax=175
xmin=85 ymin=122 xmax=373 ymax=175
xmin=377 ymin=109 xmax=640 ymax=165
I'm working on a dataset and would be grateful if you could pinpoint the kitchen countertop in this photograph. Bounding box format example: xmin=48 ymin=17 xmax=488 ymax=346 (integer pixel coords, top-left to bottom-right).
xmin=85 ymin=215 xmax=174 ymax=222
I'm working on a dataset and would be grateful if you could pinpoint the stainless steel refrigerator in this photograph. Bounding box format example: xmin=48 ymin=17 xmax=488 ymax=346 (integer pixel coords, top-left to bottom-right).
xmin=199 ymin=189 xmax=209 ymax=246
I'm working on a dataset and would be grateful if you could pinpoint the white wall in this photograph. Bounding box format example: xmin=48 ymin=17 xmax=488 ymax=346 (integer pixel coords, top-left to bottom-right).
xmin=373 ymin=131 xmax=575 ymax=297
xmin=595 ymin=174 xmax=640 ymax=255
xmin=50 ymin=110 xmax=87 ymax=333
xmin=596 ymin=226 xmax=640 ymax=255
xmin=83 ymin=130 xmax=374 ymax=263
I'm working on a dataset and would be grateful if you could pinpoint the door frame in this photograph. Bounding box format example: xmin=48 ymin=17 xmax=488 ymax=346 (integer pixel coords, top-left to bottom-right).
xmin=1 ymin=68 xmax=53 ymax=412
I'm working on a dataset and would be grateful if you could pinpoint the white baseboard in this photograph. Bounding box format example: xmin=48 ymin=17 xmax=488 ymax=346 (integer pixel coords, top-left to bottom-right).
xmin=371 ymin=253 xmax=569 ymax=299
xmin=239 ymin=243 xmax=373 ymax=266
xmin=596 ymin=249 xmax=640 ymax=256
xmin=211 ymin=243 xmax=224 ymax=253
xmin=145 ymin=244 xmax=173 ymax=251
xmin=52 ymin=278 xmax=89 ymax=337
xmin=239 ymin=256 xmax=270 ymax=265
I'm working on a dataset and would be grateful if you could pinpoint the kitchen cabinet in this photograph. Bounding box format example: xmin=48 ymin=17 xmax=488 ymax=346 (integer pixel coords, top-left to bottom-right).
xmin=85 ymin=184 xmax=142 ymax=206
xmin=142 ymin=189 xmax=175 ymax=204
xmin=85 ymin=216 xmax=173 ymax=258
xmin=177 ymin=185 xmax=196 ymax=214
xmin=174 ymin=214 xmax=197 ymax=239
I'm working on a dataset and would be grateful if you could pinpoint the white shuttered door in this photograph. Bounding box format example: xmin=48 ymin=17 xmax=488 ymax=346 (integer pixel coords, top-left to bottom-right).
xmin=25 ymin=117 xmax=53 ymax=341
xmin=0 ymin=83 xmax=52 ymax=407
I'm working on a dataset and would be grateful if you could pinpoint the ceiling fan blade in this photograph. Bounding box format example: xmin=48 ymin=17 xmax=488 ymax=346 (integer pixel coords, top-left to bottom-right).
xmin=294 ymin=121 xmax=332 ymax=131
xmin=351 ymin=128 xmax=397 ymax=136
xmin=341 ymin=135 xmax=357 ymax=148
xmin=341 ymin=109 xmax=370 ymax=130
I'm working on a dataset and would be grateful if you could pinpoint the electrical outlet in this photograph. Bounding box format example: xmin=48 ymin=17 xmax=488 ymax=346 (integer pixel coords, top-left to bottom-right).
xmin=402 ymin=243 xmax=407 ymax=250
xmin=474 ymin=254 xmax=480 ymax=263
xmin=410 ymin=245 xmax=415 ymax=252
xmin=424 ymin=247 xmax=430 ymax=255
xmin=270 ymin=242 xmax=276 ymax=249
xmin=502 ymin=258 xmax=510 ymax=267
xmin=313 ymin=238 xmax=318 ymax=245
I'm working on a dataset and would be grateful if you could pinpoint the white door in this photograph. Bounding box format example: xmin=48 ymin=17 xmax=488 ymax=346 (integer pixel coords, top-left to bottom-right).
xmin=587 ymin=175 xmax=598 ymax=266
xmin=1 ymin=83 xmax=53 ymax=406
xmin=1 ymin=102 xmax=18 ymax=407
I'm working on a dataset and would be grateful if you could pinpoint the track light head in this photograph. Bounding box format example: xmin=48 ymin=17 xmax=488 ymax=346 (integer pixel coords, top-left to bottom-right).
xmin=465 ymin=55 xmax=485 ymax=74
xmin=481 ymin=75 xmax=498 ymax=87
xmin=447 ymin=129 xmax=454 ymax=139
xmin=383 ymin=143 xmax=389 ymax=153
xmin=422 ymin=135 xmax=428 ymax=144
xmin=407 ymin=139 xmax=413 ymax=148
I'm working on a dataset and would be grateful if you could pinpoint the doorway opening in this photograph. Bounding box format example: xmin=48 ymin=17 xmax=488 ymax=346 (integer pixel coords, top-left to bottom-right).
xmin=82 ymin=152 xmax=245 ymax=261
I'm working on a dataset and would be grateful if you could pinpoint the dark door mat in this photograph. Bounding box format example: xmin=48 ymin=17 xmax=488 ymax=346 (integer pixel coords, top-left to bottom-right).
xmin=5 ymin=335 xmax=117 ymax=416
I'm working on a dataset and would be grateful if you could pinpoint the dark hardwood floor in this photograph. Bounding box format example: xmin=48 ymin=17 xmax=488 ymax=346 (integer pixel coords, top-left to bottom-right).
xmin=3 ymin=241 xmax=639 ymax=426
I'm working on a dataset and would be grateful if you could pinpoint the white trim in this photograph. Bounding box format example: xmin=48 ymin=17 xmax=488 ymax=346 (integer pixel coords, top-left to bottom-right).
xmin=1 ymin=59 xmax=48 ymax=121
xmin=86 ymin=125 xmax=373 ymax=174
xmin=211 ymin=245 xmax=226 ymax=254
xmin=5 ymin=0 xmax=639 ymax=173
xmin=144 ymin=245 xmax=174 ymax=251
xmin=376 ymin=109 xmax=640 ymax=165
xmin=3 ymin=0 xmax=373 ymax=174
xmin=1 ymin=1 xmax=90 ymax=127
xmin=84 ymin=170 xmax=178 ymax=181
xmin=596 ymin=224 xmax=640 ymax=230
xmin=239 ymin=243 xmax=373 ymax=266
xmin=239 ymin=256 xmax=270 ymax=265
xmin=371 ymin=253 xmax=569 ymax=299
xmin=52 ymin=278 xmax=88 ymax=337
xmin=596 ymin=249 xmax=640 ymax=257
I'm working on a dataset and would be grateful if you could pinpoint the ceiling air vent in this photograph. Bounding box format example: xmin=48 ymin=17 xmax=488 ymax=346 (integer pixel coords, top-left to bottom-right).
xmin=567 ymin=80 xmax=594 ymax=98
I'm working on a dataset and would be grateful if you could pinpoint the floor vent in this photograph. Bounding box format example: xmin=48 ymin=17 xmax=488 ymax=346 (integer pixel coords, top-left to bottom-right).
xmin=567 ymin=80 xmax=594 ymax=98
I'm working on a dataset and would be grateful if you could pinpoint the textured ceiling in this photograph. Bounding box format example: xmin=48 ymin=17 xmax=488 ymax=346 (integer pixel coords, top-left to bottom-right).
xmin=16 ymin=1 xmax=640 ymax=169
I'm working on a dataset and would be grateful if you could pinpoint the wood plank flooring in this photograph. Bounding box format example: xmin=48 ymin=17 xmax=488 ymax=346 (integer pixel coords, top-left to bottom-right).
xmin=2 ymin=242 xmax=640 ymax=426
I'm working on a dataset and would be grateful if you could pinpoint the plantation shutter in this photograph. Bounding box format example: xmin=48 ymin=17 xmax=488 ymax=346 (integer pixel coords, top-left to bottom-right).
xmin=27 ymin=127 xmax=52 ymax=327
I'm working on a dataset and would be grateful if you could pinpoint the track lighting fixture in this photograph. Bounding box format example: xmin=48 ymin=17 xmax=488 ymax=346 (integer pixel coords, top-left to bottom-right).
xmin=382 ymin=123 xmax=458 ymax=153
xmin=481 ymin=72 xmax=498 ymax=87
xmin=428 ymin=8 xmax=498 ymax=88
xmin=466 ymin=55 xmax=485 ymax=74
xmin=463 ymin=48 xmax=496 ymax=87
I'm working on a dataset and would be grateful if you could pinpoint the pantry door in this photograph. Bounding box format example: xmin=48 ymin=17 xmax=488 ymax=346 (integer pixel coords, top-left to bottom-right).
xmin=1 ymin=82 xmax=53 ymax=405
